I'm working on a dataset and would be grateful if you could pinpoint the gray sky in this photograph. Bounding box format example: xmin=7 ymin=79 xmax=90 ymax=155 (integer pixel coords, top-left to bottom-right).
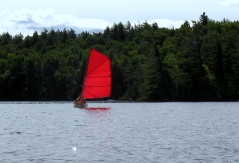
xmin=0 ymin=0 xmax=238 ymax=36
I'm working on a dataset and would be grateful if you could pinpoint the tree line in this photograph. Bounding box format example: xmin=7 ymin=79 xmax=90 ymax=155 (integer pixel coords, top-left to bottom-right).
xmin=0 ymin=12 xmax=238 ymax=101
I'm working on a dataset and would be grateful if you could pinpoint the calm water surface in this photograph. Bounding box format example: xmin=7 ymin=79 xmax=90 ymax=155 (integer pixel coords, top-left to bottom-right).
xmin=0 ymin=102 xmax=239 ymax=163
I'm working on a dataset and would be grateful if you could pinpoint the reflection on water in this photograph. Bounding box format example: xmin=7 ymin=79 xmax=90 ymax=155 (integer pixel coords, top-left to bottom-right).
xmin=0 ymin=102 xmax=239 ymax=162
xmin=85 ymin=107 xmax=111 ymax=111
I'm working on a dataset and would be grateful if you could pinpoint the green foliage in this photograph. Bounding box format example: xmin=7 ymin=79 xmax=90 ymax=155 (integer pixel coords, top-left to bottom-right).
xmin=200 ymin=12 xmax=209 ymax=25
xmin=0 ymin=12 xmax=239 ymax=101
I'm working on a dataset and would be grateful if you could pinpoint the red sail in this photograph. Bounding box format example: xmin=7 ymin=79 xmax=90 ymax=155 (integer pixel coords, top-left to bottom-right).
xmin=82 ymin=49 xmax=111 ymax=99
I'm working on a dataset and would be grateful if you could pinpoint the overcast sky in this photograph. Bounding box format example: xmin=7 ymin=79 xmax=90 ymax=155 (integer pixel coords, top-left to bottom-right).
xmin=0 ymin=0 xmax=239 ymax=36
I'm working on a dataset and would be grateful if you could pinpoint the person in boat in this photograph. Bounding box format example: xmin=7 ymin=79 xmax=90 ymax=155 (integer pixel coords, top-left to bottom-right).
xmin=74 ymin=94 xmax=86 ymax=106
xmin=74 ymin=95 xmax=81 ymax=104
xmin=81 ymin=97 xmax=86 ymax=105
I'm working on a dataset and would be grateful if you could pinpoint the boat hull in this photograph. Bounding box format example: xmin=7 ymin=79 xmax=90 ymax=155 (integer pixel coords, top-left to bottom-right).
xmin=73 ymin=102 xmax=87 ymax=108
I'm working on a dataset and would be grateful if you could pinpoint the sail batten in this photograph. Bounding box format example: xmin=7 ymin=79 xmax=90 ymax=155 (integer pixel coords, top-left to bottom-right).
xmin=82 ymin=49 xmax=111 ymax=99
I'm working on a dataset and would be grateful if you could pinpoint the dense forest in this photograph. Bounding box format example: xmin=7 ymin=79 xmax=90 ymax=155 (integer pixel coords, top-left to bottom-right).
xmin=0 ymin=13 xmax=238 ymax=101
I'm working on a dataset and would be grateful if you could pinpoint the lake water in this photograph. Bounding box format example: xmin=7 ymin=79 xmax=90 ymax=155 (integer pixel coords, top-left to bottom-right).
xmin=1 ymin=102 xmax=239 ymax=163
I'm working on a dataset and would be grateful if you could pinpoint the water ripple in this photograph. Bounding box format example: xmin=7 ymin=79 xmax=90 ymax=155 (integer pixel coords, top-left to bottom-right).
xmin=0 ymin=102 xmax=239 ymax=162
